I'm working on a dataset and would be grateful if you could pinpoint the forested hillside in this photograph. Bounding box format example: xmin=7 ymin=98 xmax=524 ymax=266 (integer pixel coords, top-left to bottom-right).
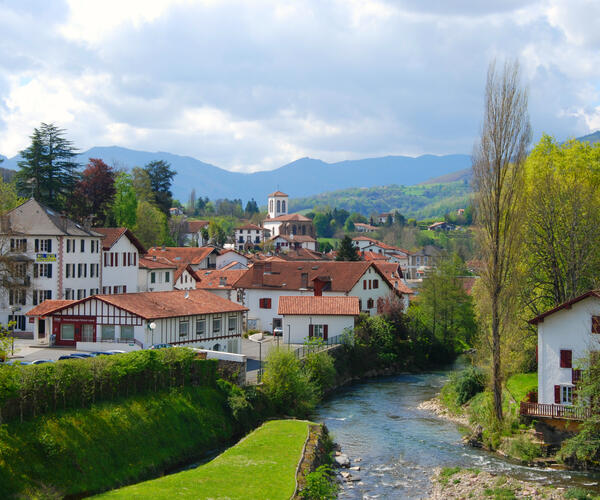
xmin=289 ymin=181 xmax=472 ymax=218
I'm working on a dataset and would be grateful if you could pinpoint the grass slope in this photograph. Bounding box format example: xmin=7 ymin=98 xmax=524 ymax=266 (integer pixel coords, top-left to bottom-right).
xmin=290 ymin=182 xmax=472 ymax=219
xmin=0 ymin=386 xmax=235 ymax=498
xmin=97 ymin=419 xmax=310 ymax=500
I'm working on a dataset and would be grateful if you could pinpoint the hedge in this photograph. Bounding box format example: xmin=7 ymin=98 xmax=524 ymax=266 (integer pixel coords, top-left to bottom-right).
xmin=0 ymin=348 xmax=217 ymax=423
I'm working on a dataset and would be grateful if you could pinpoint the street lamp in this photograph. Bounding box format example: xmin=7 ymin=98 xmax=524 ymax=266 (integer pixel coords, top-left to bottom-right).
xmin=248 ymin=332 xmax=267 ymax=382
xmin=148 ymin=321 xmax=156 ymax=346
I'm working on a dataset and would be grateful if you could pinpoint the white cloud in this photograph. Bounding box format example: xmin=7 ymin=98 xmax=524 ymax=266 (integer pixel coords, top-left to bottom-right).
xmin=0 ymin=0 xmax=598 ymax=171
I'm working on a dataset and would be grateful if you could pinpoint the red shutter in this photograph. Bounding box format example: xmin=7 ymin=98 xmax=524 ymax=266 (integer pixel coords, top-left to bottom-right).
xmin=593 ymin=316 xmax=600 ymax=334
xmin=259 ymin=298 xmax=264 ymax=308
xmin=535 ymin=345 xmax=538 ymax=363
xmin=560 ymin=350 xmax=572 ymax=368
xmin=373 ymin=279 xmax=379 ymax=289
xmin=267 ymin=298 xmax=272 ymax=309
xmin=554 ymin=385 xmax=561 ymax=404
xmin=133 ymin=253 xmax=137 ymax=266
xmin=123 ymin=252 xmax=126 ymax=266
xmin=123 ymin=285 xmax=127 ymax=293
xmin=309 ymin=324 xmax=314 ymax=337
xmin=104 ymin=253 xmax=108 ymax=266
xmin=128 ymin=253 xmax=131 ymax=266
xmin=323 ymin=325 xmax=328 ymax=340
xmin=363 ymin=280 xmax=367 ymax=290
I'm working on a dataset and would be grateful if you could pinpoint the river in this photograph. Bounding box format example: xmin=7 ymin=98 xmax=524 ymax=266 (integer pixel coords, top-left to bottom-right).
xmin=313 ymin=368 xmax=600 ymax=499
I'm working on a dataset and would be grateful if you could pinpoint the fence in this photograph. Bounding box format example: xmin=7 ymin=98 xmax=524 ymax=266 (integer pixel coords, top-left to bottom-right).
xmin=0 ymin=348 xmax=217 ymax=423
xmin=292 ymin=333 xmax=349 ymax=359
xmin=520 ymin=401 xmax=591 ymax=421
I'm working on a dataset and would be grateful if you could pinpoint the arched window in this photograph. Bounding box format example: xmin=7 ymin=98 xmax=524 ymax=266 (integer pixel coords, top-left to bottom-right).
xmin=277 ymin=200 xmax=281 ymax=212
xmin=269 ymin=200 xmax=273 ymax=212
xmin=302 ymin=225 xmax=306 ymax=235
xmin=282 ymin=200 xmax=286 ymax=213
xmin=292 ymin=225 xmax=297 ymax=235
xmin=213 ymin=343 xmax=221 ymax=351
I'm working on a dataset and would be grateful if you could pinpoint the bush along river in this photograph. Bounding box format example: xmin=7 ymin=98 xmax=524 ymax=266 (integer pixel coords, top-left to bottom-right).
xmin=314 ymin=364 xmax=600 ymax=499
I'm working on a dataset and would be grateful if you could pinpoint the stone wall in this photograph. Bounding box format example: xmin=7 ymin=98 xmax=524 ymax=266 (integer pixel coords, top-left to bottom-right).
xmin=293 ymin=423 xmax=331 ymax=499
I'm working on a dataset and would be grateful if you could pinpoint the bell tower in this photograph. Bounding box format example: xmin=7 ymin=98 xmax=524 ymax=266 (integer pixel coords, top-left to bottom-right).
xmin=267 ymin=190 xmax=288 ymax=219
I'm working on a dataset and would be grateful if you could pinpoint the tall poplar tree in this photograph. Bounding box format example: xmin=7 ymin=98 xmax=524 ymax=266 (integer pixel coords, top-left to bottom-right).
xmin=15 ymin=123 xmax=79 ymax=211
xmin=472 ymin=60 xmax=531 ymax=421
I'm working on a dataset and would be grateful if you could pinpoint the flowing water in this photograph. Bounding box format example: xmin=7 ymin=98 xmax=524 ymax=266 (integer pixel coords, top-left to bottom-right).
xmin=313 ymin=367 xmax=600 ymax=499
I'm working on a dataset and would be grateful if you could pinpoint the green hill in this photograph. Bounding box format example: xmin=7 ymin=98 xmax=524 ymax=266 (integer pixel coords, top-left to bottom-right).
xmin=289 ymin=181 xmax=472 ymax=219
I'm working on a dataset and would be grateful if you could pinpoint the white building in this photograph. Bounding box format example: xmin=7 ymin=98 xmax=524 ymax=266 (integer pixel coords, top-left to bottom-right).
xmin=230 ymin=260 xmax=406 ymax=333
xmin=526 ymin=291 xmax=600 ymax=417
xmin=216 ymin=249 xmax=249 ymax=270
xmin=95 ymin=227 xmax=145 ymax=295
xmin=278 ymin=295 xmax=359 ymax=344
xmin=234 ymin=224 xmax=264 ymax=252
xmin=183 ymin=220 xmax=209 ymax=246
xmin=354 ymin=223 xmax=377 ymax=233
xmin=269 ymin=234 xmax=318 ymax=252
xmin=138 ymin=256 xmax=176 ymax=292
xmin=27 ymin=289 xmax=247 ymax=353
xmin=0 ymin=198 xmax=102 ymax=333
xmin=174 ymin=264 xmax=198 ymax=290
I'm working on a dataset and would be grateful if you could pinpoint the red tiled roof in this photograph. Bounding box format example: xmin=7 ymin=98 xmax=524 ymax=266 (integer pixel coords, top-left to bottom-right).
xmin=266 ymin=213 xmax=312 ymax=222
xmin=95 ymin=227 xmax=146 ymax=253
xmin=278 ymin=296 xmax=360 ymax=316
xmin=354 ymin=223 xmax=377 ymax=230
xmin=361 ymin=251 xmax=388 ymax=261
xmin=236 ymin=223 xmax=262 ymax=230
xmin=174 ymin=264 xmax=199 ymax=283
xmin=372 ymin=262 xmax=413 ymax=294
xmin=187 ymin=220 xmax=209 ymax=232
xmin=146 ymin=246 xmax=217 ymax=265
xmin=139 ymin=256 xmax=177 ymax=269
xmin=195 ymin=269 xmax=247 ymax=289
xmin=26 ymin=300 xmax=76 ymax=316
xmin=276 ymin=248 xmax=326 ymax=261
xmin=42 ymin=290 xmax=248 ymax=320
xmin=529 ymin=290 xmax=600 ymax=325
xmin=268 ymin=190 xmax=288 ymax=197
xmin=352 ymin=236 xmax=412 ymax=254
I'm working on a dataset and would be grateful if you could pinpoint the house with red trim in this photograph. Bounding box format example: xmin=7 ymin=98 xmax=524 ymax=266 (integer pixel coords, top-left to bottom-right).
xmin=278 ymin=296 xmax=359 ymax=344
xmin=522 ymin=290 xmax=600 ymax=423
xmin=26 ymin=289 xmax=247 ymax=353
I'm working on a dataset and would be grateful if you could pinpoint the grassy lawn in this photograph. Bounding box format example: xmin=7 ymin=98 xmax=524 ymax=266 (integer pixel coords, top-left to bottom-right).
xmin=97 ymin=419 xmax=310 ymax=500
xmin=317 ymin=237 xmax=339 ymax=248
xmin=506 ymin=373 xmax=537 ymax=404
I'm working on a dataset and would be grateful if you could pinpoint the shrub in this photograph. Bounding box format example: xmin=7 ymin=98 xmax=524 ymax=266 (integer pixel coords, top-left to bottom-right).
xmin=261 ymin=348 xmax=317 ymax=416
xmin=0 ymin=348 xmax=217 ymax=423
xmin=302 ymin=465 xmax=337 ymax=500
xmin=505 ymin=434 xmax=541 ymax=462
xmin=303 ymin=351 xmax=336 ymax=395
xmin=565 ymin=487 xmax=597 ymax=499
xmin=454 ymin=367 xmax=486 ymax=405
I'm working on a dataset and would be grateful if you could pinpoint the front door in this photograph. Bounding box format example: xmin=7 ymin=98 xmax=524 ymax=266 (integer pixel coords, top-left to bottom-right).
xmin=38 ymin=319 xmax=46 ymax=338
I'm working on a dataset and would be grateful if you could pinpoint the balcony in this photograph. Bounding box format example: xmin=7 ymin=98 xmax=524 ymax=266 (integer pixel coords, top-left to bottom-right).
xmin=520 ymin=402 xmax=590 ymax=421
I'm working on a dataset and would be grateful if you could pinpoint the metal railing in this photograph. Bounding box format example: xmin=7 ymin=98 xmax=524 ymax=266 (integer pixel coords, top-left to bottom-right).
xmin=520 ymin=402 xmax=591 ymax=420
xmin=97 ymin=338 xmax=143 ymax=348
xmin=292 ymin=333 xmax=349 ymax=359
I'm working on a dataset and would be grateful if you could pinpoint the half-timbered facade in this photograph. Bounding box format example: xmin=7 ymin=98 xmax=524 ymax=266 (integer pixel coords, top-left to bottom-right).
xmin=26 ymin=289 xmax=248 ymax=353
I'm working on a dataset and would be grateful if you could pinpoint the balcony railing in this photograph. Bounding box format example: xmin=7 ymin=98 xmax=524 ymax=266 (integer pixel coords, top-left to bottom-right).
xmin=520 ymin=401 xmax=591 ymax=420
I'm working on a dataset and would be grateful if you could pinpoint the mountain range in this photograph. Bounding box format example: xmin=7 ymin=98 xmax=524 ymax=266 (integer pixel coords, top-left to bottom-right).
xmin=0 ymin=147 xmax=472 ymax=202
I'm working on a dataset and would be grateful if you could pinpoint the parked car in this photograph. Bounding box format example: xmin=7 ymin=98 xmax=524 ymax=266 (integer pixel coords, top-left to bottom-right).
xmin=31 ymin=359 xmax=54 ymax=365
xmin=149 ymin=344 xmax=173 ymax=349
xmin=104 ymin=350 xmax=126 ymax=354
xmin=69 ymin=353 xmax=94 ymax=358
xmin=3 ymin=359 xmax=32 ymax=365
xmin=89 ymin=351 xmax=113 ymax=356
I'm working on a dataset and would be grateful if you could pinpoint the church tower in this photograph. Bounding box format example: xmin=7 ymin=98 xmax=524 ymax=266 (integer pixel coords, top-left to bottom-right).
xmin=267 ymin=190 xmax=288 ymax=219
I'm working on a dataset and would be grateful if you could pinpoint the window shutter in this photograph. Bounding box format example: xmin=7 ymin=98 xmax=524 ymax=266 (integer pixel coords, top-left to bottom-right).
xmin=133 ymin=253 xmax=136 ymax=266
xmin=323 ymin=325 xmax=328 ymax=340
xmin=104 ymin=253 xmax=108 ymax=266
xmin=267 ymin=298 xmax=272 ymax=309
xmin=123 ymin=252 xmax=126 ymax=266
xmin=554 ymin=385 xmax=561 ymax=404
xmin=47 ymin=239 xmax=52 ymax=252
xmin=309 ymin=324 xmax=314 ymax=337
xmin=535 ymin=345 xmax=538 ymax=363
xmin=363 ymin=280 xmax=367 ymax=290
xmin=373 ymin=279 xmax=379 ymax=289
xmin=593 ymin=316 xmax=600 ymax=334
xmin=48 ymin=264 xmax=52 ymax=278
xmin=560 ymin=350 xmax=572 ymax=368
xmin=123 ymin=285 xmax=127 ymax=293
xmin=35 ymin=239 xmax=39 ymax=252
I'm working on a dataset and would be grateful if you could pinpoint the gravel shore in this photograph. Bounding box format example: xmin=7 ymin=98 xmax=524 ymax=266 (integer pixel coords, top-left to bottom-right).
xmin=417 ymin=396 xmax=471 ymax=428
xmin=429 ymin=468 xmax=570 ymax=499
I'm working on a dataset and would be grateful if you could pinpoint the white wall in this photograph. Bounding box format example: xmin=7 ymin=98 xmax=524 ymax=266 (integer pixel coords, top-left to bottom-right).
xmin=174 ymin=269 xmax=197 ymax=290
xmin=538 ymin=296 xmax=600 ymax=405
xmin=348 ymin=266 xmax=400 ymax=315
xmin=138 ymin=268 xmax=175 ymax=292
xmin=217 ymin=251 xmax=248 ymax=269
xmin=101 ymin=234 xmax=139 ymax=293
xmin=282 ymin=315 xmax=354 ymax=344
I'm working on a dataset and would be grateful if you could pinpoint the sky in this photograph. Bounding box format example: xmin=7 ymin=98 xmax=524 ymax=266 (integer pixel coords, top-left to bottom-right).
xmin=0 ymin=0 xmax=599 ymax=172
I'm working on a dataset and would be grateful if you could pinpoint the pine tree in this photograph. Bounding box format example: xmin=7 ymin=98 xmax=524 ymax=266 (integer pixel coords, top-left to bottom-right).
xmin=15 ymin=123 xmax=79 ymax=211
xmin=336 ymin=235 xmax=360 ymax=261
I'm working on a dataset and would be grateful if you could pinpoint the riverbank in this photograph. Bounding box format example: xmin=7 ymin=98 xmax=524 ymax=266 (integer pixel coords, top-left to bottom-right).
xmin=96 ymin=420 xmax=312 ymax=499
xmin=418 ymin=396 xmax=471 ymax=429
xmin=429 ymin=467 xmax=590 ymax=499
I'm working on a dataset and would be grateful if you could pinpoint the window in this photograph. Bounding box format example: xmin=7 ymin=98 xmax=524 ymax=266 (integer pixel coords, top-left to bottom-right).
xmin=179 ymin=320 xmax=189 ymax=337
xmin=9 ymin=289 xmax=26 ymax=305
xmin=89 ymin=288 xmax=98 ymax=296
xmin=65 ymin=263 xmax=71 ymax=278
xmin=560 ymin=349 xmax=572 ymax=368
xmin=61 ymin=324 xmax=75 ymax=341
xmin=121 ymin=325 xmax=134 ymax=340
xmin=555 ymin=385 xmax=573 ymax=405
xmin=165 ymin=271 xmax=170 ymax=282
xmin=77 ymin=289 xmax=86 ymax=299
xmin=196 ymin=318 xmax=206 ymax=337
xmin=373 ymin=279 xmax=379 ymax=289
xmin=34 ymin=263 xmax=52 ymax=278
xmin=213 ymin=317 xmax=222 ymax=335
xmin=10 ymin=238 xmax=27 ymax=252
xmin=101 ymin=325 xmax=115 ymax=340
xmin=363 ymin=280 xmax=367 ymax=290
xmin=367 ymin=298 xmax=374 ymax=309
xmin=259 ymin=298 xmax=272 ymax=309
xmin=277 ymin=200 xmax=281 ymax=212
xmin=35 ymin=239 xmax=52 ymax=252
xmin=80 ymin=239 xmax=85 ymax=252
xmin=309 ymin=324 xmax=328 ymax=340
xmin=32 ymin=290 xmax=52 ymax=305
xmin=228 ymin=315 xmax=237 ymax=332
xmin=150 ymin=272 xmax=156 ymax=284
xmin=282 ymin=200 xmax=286 ymax=212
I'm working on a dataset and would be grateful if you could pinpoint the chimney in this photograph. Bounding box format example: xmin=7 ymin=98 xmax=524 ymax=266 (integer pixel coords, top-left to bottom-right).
xmin=313 ymin=276 xmax=331 ymax=296
xmin=252 ymin=261 xmax=265 ymax=286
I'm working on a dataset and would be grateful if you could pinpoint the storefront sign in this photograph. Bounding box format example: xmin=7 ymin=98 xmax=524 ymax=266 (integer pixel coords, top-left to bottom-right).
xmin=36 ymin=253 xmax=57 ymax=262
